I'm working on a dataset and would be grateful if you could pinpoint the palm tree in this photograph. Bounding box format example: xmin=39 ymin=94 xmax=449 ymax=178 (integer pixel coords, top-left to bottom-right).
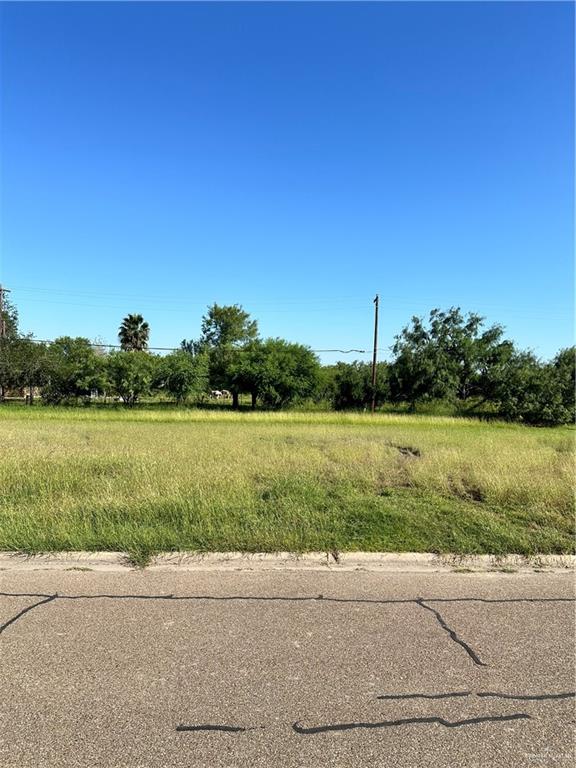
xmin=118 ymin=314 xmax=150 ymax=351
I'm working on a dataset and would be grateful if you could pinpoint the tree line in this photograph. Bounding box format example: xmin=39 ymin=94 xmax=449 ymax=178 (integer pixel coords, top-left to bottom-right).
xmin=322 ymin=308 xmax=573 ymax=426
xmin=0 ymin=298 xmax=573 ymax=425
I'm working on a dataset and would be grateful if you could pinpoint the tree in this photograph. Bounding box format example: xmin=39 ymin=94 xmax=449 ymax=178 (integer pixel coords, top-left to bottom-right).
xmin=118 ymin=314 xmax=150 ymax=351
xmin=331 ymin=361 xmax=389 ymax=410
xmin=200 ymin=304 xmax=259 ymax=408
xmin=0 ymin=293 xmax=18 ymax=339
xmin=314 ymin=365 xmax=339 ymax=405
xmin=0 ymin=294 xmax=20 ymax=399
xmin=0 ymin=337 xmax=48 ymax=402
xmin=156 ymin=350 xmax=208 ymax=403
xmin=473 ymin=338 xmax=516 ymax=406
xmin=232 ymin=339 xmax=320 ymax=409
xmin=41 ymin=337 xmax=107 ymax=404
xmin=389 ymin=320 xmax=449 ymax=409
xmin=200 ymin=303 xmax=258 ymax=348
xmin=0 ymin=338 xmax=18 ymax=395
xmin=492 ymin=351 xmax=571 ymax=426
xmin=389 ymin=308 xmax=512 ymax=408
xmin=180 ymin=338 xmax=207 ymax=356
xmin=552 ymin=347 xmax=575 ymax=417
xmin=107 ymin=351 xmax=157 ymax=406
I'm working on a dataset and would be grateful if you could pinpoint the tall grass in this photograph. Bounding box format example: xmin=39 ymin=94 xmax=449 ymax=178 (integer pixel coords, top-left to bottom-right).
xmin=0 ymin=406 xmax=573 ymax=562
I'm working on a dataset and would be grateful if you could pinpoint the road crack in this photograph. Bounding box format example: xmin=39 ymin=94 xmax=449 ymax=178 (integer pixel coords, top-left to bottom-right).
xmin=477 ymin=692 xmax=575 ymax=701
xmin=378 ymin=690 xmax=575 ymax=701
xmin=293 ymin=713 xmax=530 ymax=734
xmin=417 ymin=598 xmax=487 ymax=666
xmin=378 ymin=691 xmax=471 ymax=700
xmin=176 ymin=724 xmax=261 ymax=733
xmin=0 ymin=594 xmax=57 ymax=636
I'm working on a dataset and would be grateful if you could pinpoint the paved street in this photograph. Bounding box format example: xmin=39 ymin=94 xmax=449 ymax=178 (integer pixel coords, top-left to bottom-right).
xmin=0 ymin=569 xmax=574 ymax=767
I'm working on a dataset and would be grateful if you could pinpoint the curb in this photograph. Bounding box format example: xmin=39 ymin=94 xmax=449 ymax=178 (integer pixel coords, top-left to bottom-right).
xmin=0 ymin=551 xmax=574 ymax=573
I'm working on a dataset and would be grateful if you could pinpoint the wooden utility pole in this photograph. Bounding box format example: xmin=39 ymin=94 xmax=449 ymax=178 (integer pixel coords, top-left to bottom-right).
xmin=0 ymin=284 xmax=10 ymax=401
xmin=371 ymin=294 xmax=379 ymax=413
xmin=0 ymin=283 xmax=10 ymax=338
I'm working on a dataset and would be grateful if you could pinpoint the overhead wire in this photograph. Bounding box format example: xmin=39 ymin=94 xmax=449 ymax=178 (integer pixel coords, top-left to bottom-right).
xmin=8 ymin=285 xmax=570 ymax=321
xmin=6 ymin=338 xmax=383 ymax=354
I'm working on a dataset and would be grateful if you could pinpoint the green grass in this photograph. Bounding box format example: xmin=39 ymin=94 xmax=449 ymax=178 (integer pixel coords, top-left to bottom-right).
xmin=0 ymin=406 xmax=573 ymax=564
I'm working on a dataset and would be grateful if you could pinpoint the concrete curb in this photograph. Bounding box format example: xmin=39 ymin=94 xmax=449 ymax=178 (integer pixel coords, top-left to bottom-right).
xmin=0 ymin=551 xmax=574 ymax=573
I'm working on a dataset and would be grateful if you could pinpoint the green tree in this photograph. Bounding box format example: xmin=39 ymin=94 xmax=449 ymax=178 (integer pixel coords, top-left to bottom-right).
xmin=107 ymin=351 xmax=157 ymax=406
xmin=0 ymin=293 xmax=20 ymax=399
xmin=200 ymin=304 xmax=259 ymax=408
xmin=118 ymin=314 xmax=150 ymax=351
xmin=552 ymin=347 xmax=575 ymax=417
xmin=331 ymin=361 xmax=389 ymax=410
xmin=156 ymin=350 xmax=208 ymax=403
xmin=41 ymin=337 xmax=107 ymax=404
xmin=314 ymin=365 xmax=338 ymax=405
xmin=232 ymin=339 xmax=320 ymax=409
xmin=0 ymin=293 xmax=18 ymax=339
xmin=491 ymin=351 xmax=571 ymax=426
xmin=0 ymin=338 xmax=19 ymax=395
xmin=180 ymin=338 xmax=207 ymax=356
xmin=389 ymin=320 xmax=447 ymax=409
xmin=389 ymin=308 xmax=512 ymax=408
xmin=0 ymin=337 xmax=48 ymax=402
xmin=200 ymin=303 xmax=258 ymax=347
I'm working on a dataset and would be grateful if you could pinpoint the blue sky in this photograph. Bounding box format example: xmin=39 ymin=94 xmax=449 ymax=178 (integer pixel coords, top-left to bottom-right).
xmin=1 ymin=1 xmax=573 ymax=363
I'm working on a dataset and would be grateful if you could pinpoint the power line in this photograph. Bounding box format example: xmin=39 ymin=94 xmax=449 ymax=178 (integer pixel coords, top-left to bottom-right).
xmin=13 ymin=283 xmax=573 ymax=313
xmin=4 ymin=285 xmax=571 ymax=334
xmin=10 ymin=285 xmax=368 ymax=307
xmin=12 ymin=297 xmax=371 ymax=316
xmin=311 ymin=348 xmax=368 ymax=354
xmin=13 ymin=338 xmax=381 ymax=355
xmin=32 ymin=340 xmax=180 ymax=352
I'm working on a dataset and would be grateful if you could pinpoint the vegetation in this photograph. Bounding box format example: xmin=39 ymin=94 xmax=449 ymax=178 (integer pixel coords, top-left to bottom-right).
xmin=0 ymin=335 xmax=47 ymax=402
xmin=106 ymin=350 xmax=157 ymax=406
xmin=118 ymin=313 xmax=150 ymax=351
xmin=0 ymin=407 xmax=572 ymax=564
xmin=389 ymin=308 xmax=513 ymax=405
xmin=155 ymin=350 xmax=209 ymax=404
xmin=41 ymin=337 xmax=107 ymax=405
xmin=231 ymin=338 xmax=321 ymax=408
xmin=0 ymin=299 xmax=573 ymax=425
xmin=197 ymin=302 xmax=260 ymax=408
xmin=490 ymin=349 xmax=575 ymax=426
xmin=199 ymin=302 xmax=258 ymax=347
xmin=0 ymin=293 xmax=18 ymax=339
xmin=328 ymin=361 xmax=389 ymax=410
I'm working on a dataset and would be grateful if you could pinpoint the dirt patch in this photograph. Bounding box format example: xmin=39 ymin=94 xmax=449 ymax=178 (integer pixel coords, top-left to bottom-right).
xmin=464 ymin=485 xmax=485 ymax=503
xmin=448 ymin=476 xmax=486 ymax=503
xmin=387 ymin=443 xmax=421 ymax=459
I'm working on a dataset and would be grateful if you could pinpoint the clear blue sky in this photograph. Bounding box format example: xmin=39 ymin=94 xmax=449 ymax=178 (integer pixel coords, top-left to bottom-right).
xmin=1 ymin=1 xmax=573 ymax=363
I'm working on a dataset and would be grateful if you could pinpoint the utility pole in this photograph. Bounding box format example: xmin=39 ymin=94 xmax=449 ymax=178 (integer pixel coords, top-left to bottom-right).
xmin=0 ymin=283 xmax=10 ymax=338
xmin=0 ymin=284 xmax=10 ymax=401
xmin=371 ymin=294 xmax=379 ymax=413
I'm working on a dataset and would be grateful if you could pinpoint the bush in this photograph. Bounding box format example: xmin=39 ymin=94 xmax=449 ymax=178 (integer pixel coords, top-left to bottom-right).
xmin=494 ymin=352 xmax=573 ymax=426
xmin=331 ymin=361 xmax=389 ymax=410
xmin=155 ymin=351 xmax=208 ymax=403
xmin=107 ymin=351 xmax=158 ymax=406
xmin=41 ymin=337 xmax=106 ymax=404
xmin=232 ymin=339 xmax=320 ymax=408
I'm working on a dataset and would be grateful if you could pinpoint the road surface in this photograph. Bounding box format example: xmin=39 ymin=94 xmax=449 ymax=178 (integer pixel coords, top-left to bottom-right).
xmin=1 ymin=568 xmax=574 ymax=767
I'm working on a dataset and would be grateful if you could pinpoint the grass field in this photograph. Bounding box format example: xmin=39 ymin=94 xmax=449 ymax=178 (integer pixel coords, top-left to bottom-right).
xmin=0 ymin=406 xmax=573 ymax=565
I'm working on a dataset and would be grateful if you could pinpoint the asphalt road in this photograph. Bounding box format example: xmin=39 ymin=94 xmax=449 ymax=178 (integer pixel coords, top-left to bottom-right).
xmin=0 ymin=569 xmax=574 ymax=767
